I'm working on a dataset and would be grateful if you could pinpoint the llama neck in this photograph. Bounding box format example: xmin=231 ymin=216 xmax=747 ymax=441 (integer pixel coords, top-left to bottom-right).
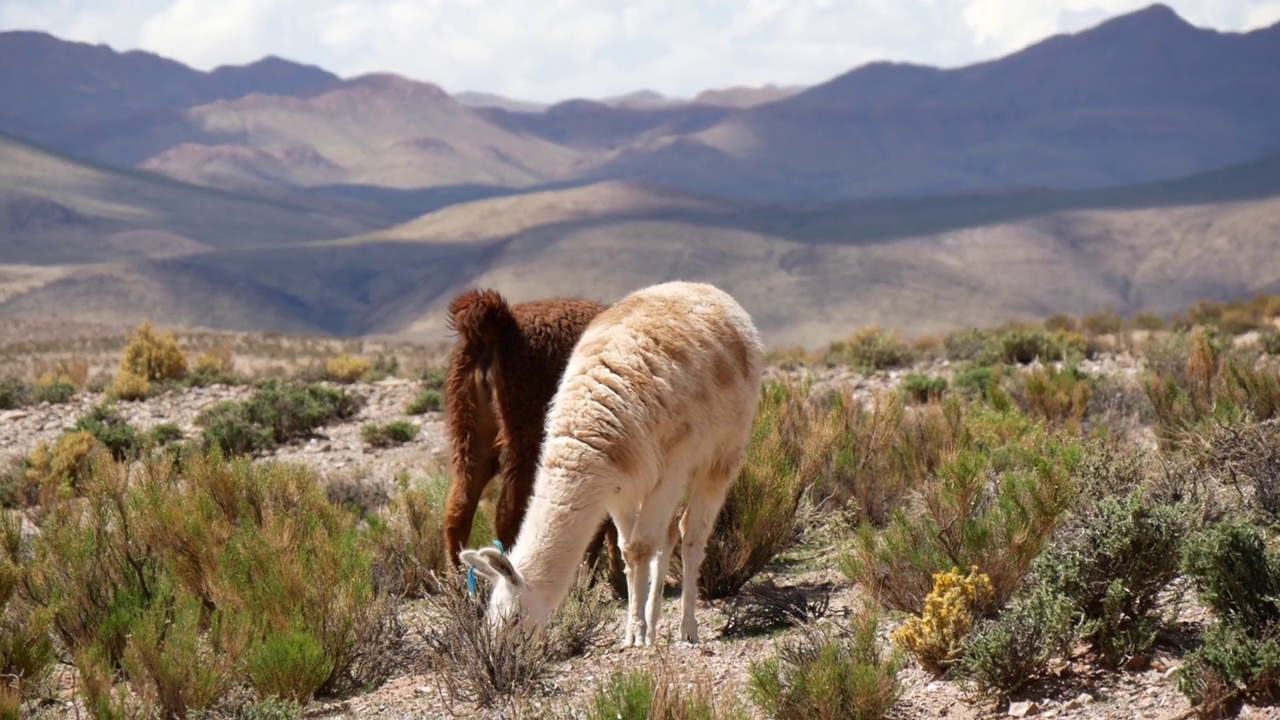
xmin=508 ymin=463 xmax=609 ymax=613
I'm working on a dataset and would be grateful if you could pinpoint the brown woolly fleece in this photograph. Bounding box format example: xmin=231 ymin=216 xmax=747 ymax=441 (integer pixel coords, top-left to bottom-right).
xmin=442 ymin=288 xmax=624 ymax=592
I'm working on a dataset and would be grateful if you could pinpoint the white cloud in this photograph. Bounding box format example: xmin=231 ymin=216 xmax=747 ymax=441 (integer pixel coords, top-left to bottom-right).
xmin=1 ymin=0 xmax=1277 ymax=102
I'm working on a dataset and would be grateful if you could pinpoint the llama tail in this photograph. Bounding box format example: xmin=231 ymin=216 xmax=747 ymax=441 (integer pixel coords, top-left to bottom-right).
xmin=446 ymin=288 xmax=515 ymax=350
xmin=442 ymin=289 xmax=514 ymax=564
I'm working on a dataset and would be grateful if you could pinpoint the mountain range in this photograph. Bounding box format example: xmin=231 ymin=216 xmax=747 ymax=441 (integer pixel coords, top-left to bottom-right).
xmin=1 ymin=4 xmax=1278 ymax=347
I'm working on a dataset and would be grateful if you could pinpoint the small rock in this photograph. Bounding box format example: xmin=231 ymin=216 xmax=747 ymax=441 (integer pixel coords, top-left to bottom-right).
xmin=1064 ymin=693 xmax=1094 ymax=710
xmin=0 ymin=409 xmax=29 ymax=421
xmin=1008 ymin=700 xmax=1038 ymax=717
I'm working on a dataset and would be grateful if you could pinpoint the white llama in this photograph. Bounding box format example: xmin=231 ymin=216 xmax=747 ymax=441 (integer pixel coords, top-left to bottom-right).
xmin=460 ymin=280 xmax=764 ymax=647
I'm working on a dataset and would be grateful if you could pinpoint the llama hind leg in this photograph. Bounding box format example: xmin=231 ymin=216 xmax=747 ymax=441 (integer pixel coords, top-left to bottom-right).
xmin=678 ymin=458 xmax=740 ymax=643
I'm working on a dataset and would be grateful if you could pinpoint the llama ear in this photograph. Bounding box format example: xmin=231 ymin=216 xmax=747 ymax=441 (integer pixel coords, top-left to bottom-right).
xmin=459 ymin=549 xmax=502 ymax=583
xmin=478 ymin=546 xmax=523 ymax=588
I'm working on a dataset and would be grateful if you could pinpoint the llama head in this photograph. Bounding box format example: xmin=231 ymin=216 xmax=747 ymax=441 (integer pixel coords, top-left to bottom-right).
xmin=458 ymin=546 xmax=552 ymax=630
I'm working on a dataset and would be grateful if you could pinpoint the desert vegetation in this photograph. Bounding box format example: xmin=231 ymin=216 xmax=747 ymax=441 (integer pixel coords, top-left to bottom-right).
xmin=0 ymin=294 xmax=1279 ymax=718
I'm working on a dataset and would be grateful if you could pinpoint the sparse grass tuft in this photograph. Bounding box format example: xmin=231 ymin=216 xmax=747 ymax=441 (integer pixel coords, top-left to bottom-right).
xmin=589 ymin=665 xmax=751 ymax=720
xmin=405 ymin=388 xmax=443 ymax=415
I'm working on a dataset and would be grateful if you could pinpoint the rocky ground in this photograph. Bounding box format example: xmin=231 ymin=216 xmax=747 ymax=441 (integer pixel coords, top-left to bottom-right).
xmin=4 ymin=349 xmax=1279 ymax=719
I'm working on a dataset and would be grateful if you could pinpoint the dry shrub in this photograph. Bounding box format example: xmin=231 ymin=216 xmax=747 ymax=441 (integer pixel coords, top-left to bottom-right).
xmin=693 ymin=380 xmax=824 ymax=599
xmin=1181 ymin=418 xmax=1280 ymax=522
xmin=192 ymin=341 xmax=236 ymax=382
xmin=817 ymin=393 xmax=963 ymax=528
xmin=721 ymin=577 xmax=831 ymax=638
xmin=119 ymin=319 xmax=187 ymax=383
xmin=325 ymin=354 xmax=371 ymax=384
xmin=108 ymin=370 xmax=151 ymax=401
xmin=36 ymin=354 xmax=90 ymax=389
xmin=892 ymin=566 xmax=994 ymax=672
xmin=840 ymin=402 xmax=1082 ymax=613
xmin=1009 ymin=364 xmax=1094 ymax=429
xmin=426 ymin=564 xmax=613 ymax=709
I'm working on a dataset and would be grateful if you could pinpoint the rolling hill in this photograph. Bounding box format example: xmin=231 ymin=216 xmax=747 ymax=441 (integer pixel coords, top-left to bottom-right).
xmin=134 ymin=74 xmax=588 ymax=190
xmin=5 ymin=154 xmax=1278 ymax=348
xmin=0 ymin=132 xmax=399 ymax=265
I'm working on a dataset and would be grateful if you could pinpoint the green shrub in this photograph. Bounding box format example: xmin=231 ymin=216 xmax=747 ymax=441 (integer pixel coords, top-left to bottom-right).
xmin=405 ymin=388 xmax=443 ymax=415
xmin=899 ymin=374 xmax=947 ymax=404
xmin=121 ymin=576 xmax=239 ymax=719
xmin=73 ymin=404 xmax=142 ymax=462
xmin=692 ymin=380 xmax=820 ymax=599
xmin=943 ymin=329 xmax=1001 ymax=365
xmin=29 ymin=378 xmax=76 ymax=405
xmin=197 ymin=379 xmax=364 ymax=455
xmin=1181 ymin=518 xmax=1280 ymax=635
xmin=238 ymin=696 xmax=303 ymax=720
xmin=958 ymin=583 xmax=1079 ymax=701
xmin=248 ymin=629 xmax=333 ymax=704
xmin=360 ymin=421 xmax=419 ymax=448
xmin=370 ymin=473 xmax=450 ymax=597
xmin=748 ymin=607 xmax=901 ymax=720
xmin=0 ymin=514 xmax=55 ymax=717
xmin=839 ymin=403 xmax=1082 ymax=613
xmin=420 ymin=367 xmax=446 ymax=390
xmin=147 ymin=422 xmax=185 ymax=448
xmin=1031 ymin=492 xmax=1189 ymax=666
xmin=1000 ymin=328 xmax=1065 ymax=365
xmin=0 ymin=380 xmax=27 ymax=410
xmin=825 ymin=325 xmax=914 ymax=371
xmin=1011 ymin=364 xmax=1094 ymax=429
xmin=951 ymin=364 xmax=1012 ymax=409
xmin=1261 ymin=330 xmax=1280 ymax=357
xmin=1178 ymin=517 xmax=1280 ymax=714
xmin=24 ymin=451 xmax=398 ymax=712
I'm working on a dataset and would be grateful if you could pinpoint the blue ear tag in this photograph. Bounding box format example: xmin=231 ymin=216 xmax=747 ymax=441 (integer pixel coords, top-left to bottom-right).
xmin=467 ymin=539 xmax=508 ymax=599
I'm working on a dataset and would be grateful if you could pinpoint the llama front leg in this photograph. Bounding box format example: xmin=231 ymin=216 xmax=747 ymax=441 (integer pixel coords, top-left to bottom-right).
xmin=610 ymin=510 xmax=643 ymax=647
xmin=643 ymin=514 xmax=681 ymax=645
xmin=622 ymin=540 xmax=654 ymax=647
xmin=679 ymin=466 xmax=736 ymax=643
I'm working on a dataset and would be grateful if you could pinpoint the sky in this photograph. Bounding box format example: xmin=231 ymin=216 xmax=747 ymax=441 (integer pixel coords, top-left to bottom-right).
xmin=3 ymin=0 xmax=1279 ymax=103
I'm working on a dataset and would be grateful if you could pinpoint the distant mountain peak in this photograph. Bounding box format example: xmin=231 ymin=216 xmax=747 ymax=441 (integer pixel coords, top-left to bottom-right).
xmin=1086 ymin=2 xmax=1198 ymax=38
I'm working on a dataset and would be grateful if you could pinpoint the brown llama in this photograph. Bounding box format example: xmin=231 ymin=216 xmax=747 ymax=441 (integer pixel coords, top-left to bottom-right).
xmin=442 ymin=288 xmax=624 ymax=593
